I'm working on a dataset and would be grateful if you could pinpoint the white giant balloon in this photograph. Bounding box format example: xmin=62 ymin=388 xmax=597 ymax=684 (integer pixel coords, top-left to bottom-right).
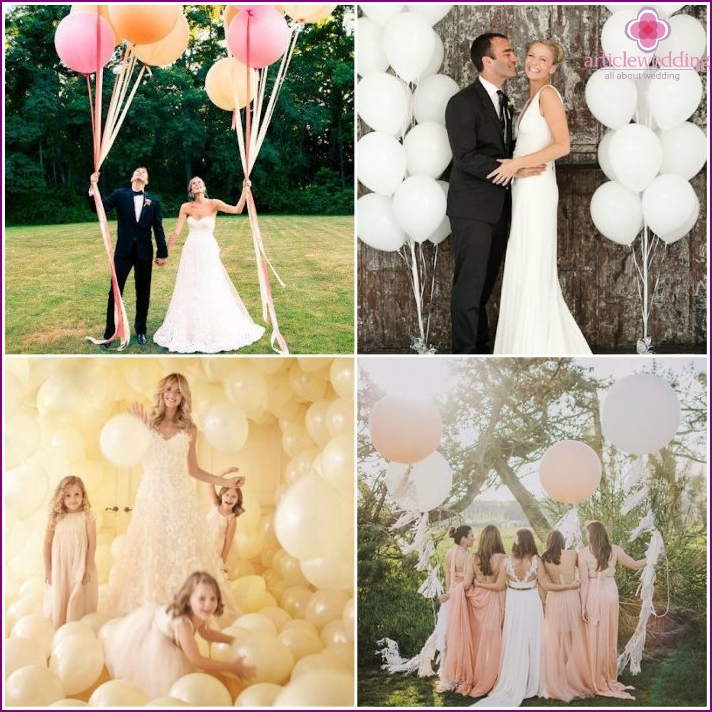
xmin=99 ymin=414 xmax=151 ymax=466
xmin=385 ymin=451 xmax=453 ymax=512
xmin=642 ymin=174 xmax=698 ymax=237
xmin=357 ymin=194 xmax=407 ymax=252
xmin=590 ymin=181 xmax=643 ymax=245
xmin=403 ymin=122 xmax=452 ymax=179
xmin=413 ymin=74 xmax=460 ymax=125
xmin=602 ymin=374 xmax=680 ymax=454
xmin=659 ymin=195 xmax=700 ymax=245
xmin=608 ymin=124 xmax=662 ymax=193
xmin=421 ymin=31 xmax=444 ymax=76
xmin=357 ymin=72 xmax=410 ymax=136
xmin=360 ymin=3 xmax=403 ymax=27
xmin=649 ymin=70 xmax=703 ymax=130
xmin=357 ymin=132 xmax=406 ymax=196
xmin=655 ymin=14 xmax=707 ymax=60
xmin=659 ymin=122 xmax=708 ymax=180
xmin=597 ymin=130 xmax=617 ymax=181
xmin=600 ymin=11 xmax=651 ymax=77
xmin=428 ymin=181 xmax=451 ymax=245
xmin=585 ymin=71 xmax=637 ymax=129
xmin=382 ymin=11 xmax=435 ymax=82
xmin=392 ymin=176 xmax=447 ymax=243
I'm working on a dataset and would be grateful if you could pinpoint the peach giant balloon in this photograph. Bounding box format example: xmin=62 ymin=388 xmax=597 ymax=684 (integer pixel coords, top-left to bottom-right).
xmin=133 ymin=13 xmax=189 ymax=67
xmin=273 ymin=669 xmax=353 ymax=707
xmin=539 ymin=440 xmax=602 ymax=504
xmin=369 ymin=395 xmax=442 ymax=464
xmin=168 ymin=673 xmax=232 ymax=707
xmin=108 ymin=5 xmax=180 ymax=45
xmin=601 ymin=373 xmax=681 ymax=455
xmin=205 ymin=57 xmax=258 ymax=112
xmin=99 ymin=414 xmax=151 ymax=466
xmin=5 ymin=665 xmax=66 ymax=707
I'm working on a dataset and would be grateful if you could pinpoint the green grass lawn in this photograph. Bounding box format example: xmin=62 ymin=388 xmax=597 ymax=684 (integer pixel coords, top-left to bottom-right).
xmin=4 ymin=215 xmax=354 ymax=355
xmin=358 ymin=632 xmax=707 ymax=707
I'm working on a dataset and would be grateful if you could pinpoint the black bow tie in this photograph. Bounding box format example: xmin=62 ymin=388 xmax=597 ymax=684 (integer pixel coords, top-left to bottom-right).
xmin=132 ymin=190 xmax=144 ymax=197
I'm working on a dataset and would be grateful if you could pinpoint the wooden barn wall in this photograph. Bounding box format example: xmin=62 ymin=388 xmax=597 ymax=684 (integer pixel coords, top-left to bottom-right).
xmin=357 ymin=4 xmax=708 ymax=354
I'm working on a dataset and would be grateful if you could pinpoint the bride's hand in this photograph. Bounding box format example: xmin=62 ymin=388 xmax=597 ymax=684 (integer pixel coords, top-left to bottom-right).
xmin=128 ymin=402 xmax=149 ymax=426
xmin=487 ymin=158 xmax=521 ymax=186
xmin=514 ymin=164 xmax=546 ymax=178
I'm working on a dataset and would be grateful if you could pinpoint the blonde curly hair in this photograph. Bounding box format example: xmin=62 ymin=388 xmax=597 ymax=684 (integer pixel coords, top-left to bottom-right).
xmin=47 ymin=476 xmax=91 ymax=530
xmin=149 ymin=373 xmax=195 ymax=431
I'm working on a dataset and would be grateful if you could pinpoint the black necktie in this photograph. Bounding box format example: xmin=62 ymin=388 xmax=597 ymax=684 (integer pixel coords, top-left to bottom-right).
xmin=497 ymin=90 xmax=509 ymax=143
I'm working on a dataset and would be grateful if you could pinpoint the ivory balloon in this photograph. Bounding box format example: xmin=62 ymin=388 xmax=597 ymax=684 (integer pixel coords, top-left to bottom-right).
xmin=273 ymin=669 xmax=354 ymax=707
xmin=369 ymin=395 xmax=442 ymax=464
xmin=539 ymin=441 xmax=602 ymax=504
xmin=5 ymin=463 xmax=49 ymax=520
xmin=5 ymin=665 xmax=66 ymax=707
xmin=224 ymin=364 xmax=268 ymax=414
xmin=99 ymin=414 xmax=151 ymax=466
xmin=49 ymin=634 xmax=105 ymax=695
xmin=202 ymin=402 xmax=249 ymax=453
xmin=230 ymin=632 xmax=295 ymax=685
xmin=320 ymin=433 xmax=354 ymax=493
xmin=320 ymin=619 xmax=350 ymax=646
xmin=305 ymin=590 xmax=350 ymax=630
xmin=4 ymin=637 xmax=46 ymax=678
xmin=601 ymin=374 xmax=680 ymax=454
xmin=259 ymin=606 xmax=292 ymax=631
xmin=12 ymin=614 xmax=56 ymax=657
xmin=234 ymin=682 xmax=283 ymax=707
xmin=330 ymin=359 xmax=354 ymax=401
xmin=288 ymin=363 xmax=328 ymax=402
xmin=168 ymin=673 xmax=232 ymax=707
xmin=5 ymin=412 xmax=42 ymax=469
xmin=280 ymin=585 xmax=314 ymax=619
xmin=51 ymin=622 xmax=96 ymax=654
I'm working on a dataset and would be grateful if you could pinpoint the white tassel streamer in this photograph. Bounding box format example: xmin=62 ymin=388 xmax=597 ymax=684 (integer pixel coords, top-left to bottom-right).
xmin=621 ymin=485 xmax=650 ymax=515
xmin=418 ymin=564 xmax=444 ymax=598
xmin=555 ymin=506 xmax=583 ymax=548
xmin=629 ymin=509 xmax=655 ymax=542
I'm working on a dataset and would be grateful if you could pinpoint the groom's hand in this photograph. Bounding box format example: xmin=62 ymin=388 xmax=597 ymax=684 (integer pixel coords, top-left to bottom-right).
xmin=155 ymin=257 xmax=167 ymax=266
xmin=514 ymin=165 xmax=546 ymax=178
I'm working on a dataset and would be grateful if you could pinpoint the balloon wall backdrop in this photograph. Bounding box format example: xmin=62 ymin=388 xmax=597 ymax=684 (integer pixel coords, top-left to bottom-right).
xmin=4 ymin=356 xmax=354 ymax=707
xmin=586 ymin=4 xmax=707 ymax=353
xmin=356 ymin=4 xmax=455 ymax=353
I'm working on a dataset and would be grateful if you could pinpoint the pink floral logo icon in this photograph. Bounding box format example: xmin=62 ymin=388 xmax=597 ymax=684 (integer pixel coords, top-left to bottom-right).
xmin=625 ymin=7 xmax=671 ymax=53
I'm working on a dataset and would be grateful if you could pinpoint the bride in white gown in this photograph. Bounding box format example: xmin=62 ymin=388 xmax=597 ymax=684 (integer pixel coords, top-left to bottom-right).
xmin=153 ymin=177 xmax=265 ymax=353
xmin=489 ymin=40 xmax=591 ymax=355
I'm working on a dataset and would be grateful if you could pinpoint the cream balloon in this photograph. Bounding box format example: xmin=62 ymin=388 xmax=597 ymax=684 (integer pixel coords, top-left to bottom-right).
xmin=235 ymin=683 xmax=283 ymax=707
xmin=49 ymin=634 xmax=105 ymax=695
xmin=280 ymin=585 xmax=314 ymax=619
xmin=273 ymin=669 xmax=354 ymax=707
xmin=305 ymin=589 xmax=350 ymax=630
xmin=168 ymin=673 xmax=231 ymax=707
xmin=51 ymin=622 xmax=95 ymax=655
xmin=4 ymin=637 xmax=46 ymax=678
xmin=320 ymin=619 xmax=350 ymax=646
xmin=230 ymin=576 xmax=267 ymax=613
xmin=326 ymin=398 xmax=354 ymax=438
xmin=539 ymin=441 xmax=602 ymax=504
xmin=231 ymin=613 xmax=278 ymax=636
xmin=5 ymin=463 xmax=49 ymax=520
xmin=5 ymin=665 xmax=65 ymax=707
xmin=601 ymin=373 xmax=680 ymax=454
xmin=144 ymin=697 xmax=189 ymax=707
xmin=5 ymin=412 xmax=42 ymax=468
xmin=277 ymin=626 xmax=324 ymax=662
xmin=258 ymin=606 xmax=292 ymax=631
xmin=202 ymin=402 xmax=249 ymax=453
xmin=288 ymin=363 xmax=328 ymax=402
xmin=330 ymin=360 xmax=354 ymax=401
xmin=231 ymin=632 xmax=295 ymax=685
xmin=224 ymin=364 xmax=268 ymax=415
xmin=50 ymin=699 xmax=90 ymax=707
xmin=99 ymin=414 xmax=151 ymax=466
xmin=12 ymin=614 xmax=56 ymax=657
xmin=320 ymin=433 xmax=354 ymax=494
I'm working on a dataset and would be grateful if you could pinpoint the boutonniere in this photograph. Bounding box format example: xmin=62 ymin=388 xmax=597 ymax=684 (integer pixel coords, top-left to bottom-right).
xmin=506 ymin=99 xmax=516 ymax=117
xmin=144 ymin=198 xmax=152 ymax=207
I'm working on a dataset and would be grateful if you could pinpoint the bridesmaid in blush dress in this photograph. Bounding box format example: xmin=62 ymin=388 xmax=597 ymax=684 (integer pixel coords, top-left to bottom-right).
xmin=439 ymin=525 xmax=477 ymax=693
xmin=579 ymin=521 xmax=646 ymax=700
xmin=457 ymin=524 xmax=506 ymax=698
xmin=540 ymin=530 xmax=594 ymax=701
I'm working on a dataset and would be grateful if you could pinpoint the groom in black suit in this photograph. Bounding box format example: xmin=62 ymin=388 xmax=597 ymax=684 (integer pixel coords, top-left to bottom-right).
xmin=88 ymin=167 xmax=168 ymax=345
xmin=445 ymin=33 xmax=540 ymax=354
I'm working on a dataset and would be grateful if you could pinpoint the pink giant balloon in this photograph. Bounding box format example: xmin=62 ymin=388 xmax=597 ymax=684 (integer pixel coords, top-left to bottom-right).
xmin=539 ymin=440 xmax=602 ymax=504
xmin=227 ymin=6 xmax=291 ymax=69
xmin=54 ymin=12 xmax=115 ymax=75
xmin=368 ymin=395 xmax=442 ymax=464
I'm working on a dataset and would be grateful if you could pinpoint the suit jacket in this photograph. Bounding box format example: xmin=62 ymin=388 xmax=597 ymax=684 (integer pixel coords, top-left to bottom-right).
xmin=445 ymin=79 xmax=515 ymax=223
xmin=88 ymin=188 xmax=168 ymax=261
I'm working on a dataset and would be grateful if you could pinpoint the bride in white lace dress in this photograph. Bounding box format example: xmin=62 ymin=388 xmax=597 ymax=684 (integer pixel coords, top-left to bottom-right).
xmin=473 ymin=528 xmax=580 ymax=708
xmin=153 ymin=177 xmax=264 ymax=353
xmin=104 ymin=373 xmax=243 ymax=618
xmin=489 ymin=40 xmax=591 ymax=355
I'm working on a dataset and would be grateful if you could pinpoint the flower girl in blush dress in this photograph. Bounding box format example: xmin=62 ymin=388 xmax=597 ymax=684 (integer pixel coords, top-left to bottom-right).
xmin=154 ymin=177 xmax=264 ymax=353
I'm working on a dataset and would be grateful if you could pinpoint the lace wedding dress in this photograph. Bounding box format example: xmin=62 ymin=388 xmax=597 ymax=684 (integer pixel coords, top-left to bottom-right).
xmin=473 ymin=555 xmax=547 ymax=707
xmin=104 ymin=430 xmax=237 ymax=618
xmin=153 ymin=215 xmax=264 ymax=353
xmin=494 ymin=86 xmax=592 ymax=355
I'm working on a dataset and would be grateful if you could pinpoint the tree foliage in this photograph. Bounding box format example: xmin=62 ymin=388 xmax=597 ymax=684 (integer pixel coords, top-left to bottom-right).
xmin=4 ymin=4 xmax=354 ymax=224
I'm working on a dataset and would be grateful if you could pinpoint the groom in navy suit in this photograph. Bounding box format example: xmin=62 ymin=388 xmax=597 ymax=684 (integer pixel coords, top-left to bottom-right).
xmin=88 ymin=167 xmax=168 ymax=345
xmin=445 ymin=33 xmax=542 ymax=354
